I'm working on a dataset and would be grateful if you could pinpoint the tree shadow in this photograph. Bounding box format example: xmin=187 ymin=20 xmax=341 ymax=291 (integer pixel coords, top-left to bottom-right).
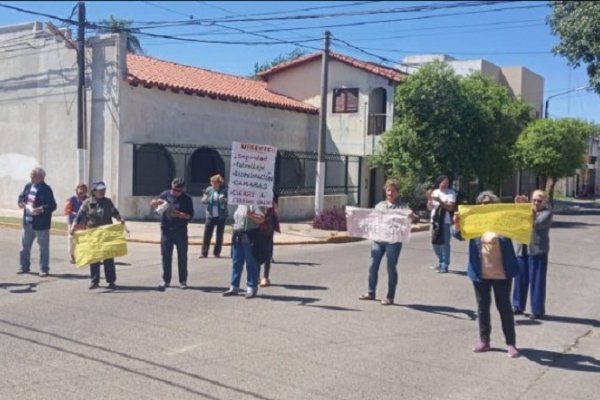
xmin=269 ymin=284 xmax=328 ymax=291
xmin=402 ymin=304 xmax=477 ymax=320
xmin=520 ymin=348 xmax=600 ymax=372
xmin=0 ymin=282 xmax=38 ymax=294
xmin=270 ymin=260 xmax=320 ymax=267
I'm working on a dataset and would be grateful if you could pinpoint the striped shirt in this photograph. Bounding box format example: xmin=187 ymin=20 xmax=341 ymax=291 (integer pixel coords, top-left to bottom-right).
xmin=24 ymin=185 xmax=38 ymax=224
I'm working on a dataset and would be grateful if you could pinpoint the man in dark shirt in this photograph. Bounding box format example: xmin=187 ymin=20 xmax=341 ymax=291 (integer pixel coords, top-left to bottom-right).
xmin=150 ymin=177 xmax=194 ymax=290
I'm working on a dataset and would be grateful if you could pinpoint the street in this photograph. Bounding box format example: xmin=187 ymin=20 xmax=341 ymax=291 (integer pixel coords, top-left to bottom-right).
xmin=1 ymin=207 xmax=599 ymax=400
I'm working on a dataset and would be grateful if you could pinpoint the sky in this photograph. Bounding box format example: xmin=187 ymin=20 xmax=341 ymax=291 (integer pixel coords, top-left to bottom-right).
xmin=0 ymin=0 xmax=598 ymax=123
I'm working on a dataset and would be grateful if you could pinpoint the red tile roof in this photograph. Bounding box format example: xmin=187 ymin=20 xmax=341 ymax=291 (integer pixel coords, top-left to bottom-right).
xmin=125 ymin=54 xmax=318 ymax=114
xmin=258 ymin=51 xmax=407 ymax=83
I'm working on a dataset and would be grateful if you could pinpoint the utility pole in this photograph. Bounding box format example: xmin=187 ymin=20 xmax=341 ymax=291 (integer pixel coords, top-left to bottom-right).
xmin=77 ymin=1 xmax=86 ymax=184
xmin=315 ymin=30 xmax=330 ymax=215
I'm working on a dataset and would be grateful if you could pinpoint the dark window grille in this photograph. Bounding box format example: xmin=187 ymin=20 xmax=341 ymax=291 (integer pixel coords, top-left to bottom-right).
xmin=333 ymin=88 xmax=359 ymax=113
xmin=133 ymin=144 xmax=174 ymax=195
xmin=367 ymin=113 xmax=387 ymax=136
xmin=187 ymin=147 xmax=225 ymax=195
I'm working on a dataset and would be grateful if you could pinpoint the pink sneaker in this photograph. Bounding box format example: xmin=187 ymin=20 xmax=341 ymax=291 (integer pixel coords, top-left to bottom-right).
xmin=472 ymin=341 xmax=490 ymax=353
xmin=507 ymin=345 xmax=520 ymax=358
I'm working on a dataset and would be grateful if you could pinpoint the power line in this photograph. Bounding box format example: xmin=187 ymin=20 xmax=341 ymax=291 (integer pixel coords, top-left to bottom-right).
xmin=141 ymin=1 xmax=195 ymax=19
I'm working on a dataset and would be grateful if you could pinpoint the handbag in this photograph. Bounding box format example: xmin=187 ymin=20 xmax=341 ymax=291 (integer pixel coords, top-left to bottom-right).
xmin=431 ymin=206 xmax=446 ymax=245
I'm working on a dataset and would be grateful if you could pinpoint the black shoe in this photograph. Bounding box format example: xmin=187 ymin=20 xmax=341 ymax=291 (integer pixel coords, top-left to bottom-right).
xmin=17 ymin=269 xmax=30 ymax=275
xmin=513 ymin=309 xmax=524 ymax=315
xmin=88 ymin=283 xmax=99 ymax=290
xmin=529 ymin=314 xmax=545 ymax=320
xmin=107 ymin=283 xmax=117 ymax=289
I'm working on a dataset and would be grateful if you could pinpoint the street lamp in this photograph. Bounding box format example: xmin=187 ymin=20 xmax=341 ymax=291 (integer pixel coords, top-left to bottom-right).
xmin=544 ymin=85 xmax=589 ymax=119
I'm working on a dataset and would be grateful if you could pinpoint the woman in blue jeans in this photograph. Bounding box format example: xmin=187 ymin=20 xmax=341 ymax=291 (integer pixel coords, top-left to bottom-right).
xmin=426 ymin=175 xmax=457 ymax=273
xmin=358 ymin=179 xmax=415 ymax=305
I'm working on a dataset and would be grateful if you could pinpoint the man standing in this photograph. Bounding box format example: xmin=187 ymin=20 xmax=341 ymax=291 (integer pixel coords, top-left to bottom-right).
xmin=17 ymin=167 xmax=57 ymax=276
xmin=150 ymin=177 xmax=194 ymax=291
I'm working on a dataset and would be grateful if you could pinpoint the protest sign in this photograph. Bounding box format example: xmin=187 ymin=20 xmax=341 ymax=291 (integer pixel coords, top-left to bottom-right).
xmin=228 ymin=142 xmax=277 ymax=207
xmin=346 ymin=206 xmax=412 ymax=243
xmin=458 ymin=203 xmax=533 ymax=244
xmin=73 ymin=223 xmax=128 ymax=268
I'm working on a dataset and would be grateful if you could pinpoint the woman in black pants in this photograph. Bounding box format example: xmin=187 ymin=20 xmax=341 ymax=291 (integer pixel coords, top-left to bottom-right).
xmin=201 ymin=174 xmax=228 ymax=258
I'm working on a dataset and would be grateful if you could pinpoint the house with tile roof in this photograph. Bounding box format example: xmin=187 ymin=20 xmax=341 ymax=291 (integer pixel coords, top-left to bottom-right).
xmin=0 ymin=22 xmax=407 ymax=219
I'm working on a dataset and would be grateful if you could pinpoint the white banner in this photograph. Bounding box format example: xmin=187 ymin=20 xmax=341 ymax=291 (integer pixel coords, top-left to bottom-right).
xmin=228 ymin=142 xmax=277 ymax=206
xmin=345 ymin=206 xmax=412 ymax=243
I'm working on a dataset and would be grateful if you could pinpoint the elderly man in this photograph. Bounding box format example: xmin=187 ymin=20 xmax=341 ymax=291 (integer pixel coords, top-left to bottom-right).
xmin=17 ymin=167 xmax=57 ymax=276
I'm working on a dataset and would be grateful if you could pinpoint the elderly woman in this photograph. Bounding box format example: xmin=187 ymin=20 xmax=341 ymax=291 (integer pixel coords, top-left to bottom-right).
xmin=452 ymin=191 xmax=520 ymax=358
xmin=358 ymin=179 xmax=416 ymax=305
xmin=64 ymin=183 xmax=88 ymax=264
xmin=201 ymin=174 xmax=228 ymax=258
xmin=71 ymin=181 xmax=125 ymax=290
xmin=512 ymin=190 xmax=553 ymax=319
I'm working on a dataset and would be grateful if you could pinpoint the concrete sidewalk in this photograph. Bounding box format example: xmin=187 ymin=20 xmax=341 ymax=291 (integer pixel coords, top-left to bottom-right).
xmin=0 ymin=208 xmax=430 ymax=246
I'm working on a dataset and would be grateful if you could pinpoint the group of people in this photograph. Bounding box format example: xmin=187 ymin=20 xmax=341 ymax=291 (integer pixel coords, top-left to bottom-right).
xmin=358 ymin=176 xmax=553 ymax=359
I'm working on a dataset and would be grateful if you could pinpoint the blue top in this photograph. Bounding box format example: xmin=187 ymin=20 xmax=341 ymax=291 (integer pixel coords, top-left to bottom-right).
xmin=452 ymin=227 xmax=519 ymax=282
xmin=18 ymin=182 xmax=57 ymax=231
xmin=157 ymin=190 xmax=194 ymax=231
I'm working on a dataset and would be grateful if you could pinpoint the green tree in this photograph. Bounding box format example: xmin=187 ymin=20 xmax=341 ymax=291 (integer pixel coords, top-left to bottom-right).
xmin=251 ymin=48 xmax=307 ymax=78
xmin=513 ymin=118 xmax=599 ymax=202
xmin=371 ymin=61 xmax=531 ymax=202
xmin=548 ymin=1 xmax=600 ymax=93
xmin=96 ymin=15 xmax=143 ymax=54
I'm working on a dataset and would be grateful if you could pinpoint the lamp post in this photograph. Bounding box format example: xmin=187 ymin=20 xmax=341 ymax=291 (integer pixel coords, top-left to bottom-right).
xmin=544 ymin=85 xmax=589 ymax=119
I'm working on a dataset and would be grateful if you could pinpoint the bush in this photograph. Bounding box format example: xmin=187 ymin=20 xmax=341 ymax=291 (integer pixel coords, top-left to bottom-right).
xmin=313 ymin=207 xmax=347 ymax=231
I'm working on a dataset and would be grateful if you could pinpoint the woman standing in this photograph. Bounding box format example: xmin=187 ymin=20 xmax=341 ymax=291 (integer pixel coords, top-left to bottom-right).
xmin=512 ymin=190 xmax=553 ymax=319
xmin=64 ymin=183 xmax=88 ymax=264
xmin=358 ymin=179 xmax=415 ymax=305
xmin=259 ymin=196 xmax=280 ymax=287
xmin=201 ymin=174 xmax=228 ymax=258
xmin=426 ymin=175 xmax=457 ymax=273
xmin=71 ymin=181 xmax=125 ymax=290
xmin=452 ymin=191 xmax=520 ymax=358
xmin=222 ymin=204 xmax=265 ymax=299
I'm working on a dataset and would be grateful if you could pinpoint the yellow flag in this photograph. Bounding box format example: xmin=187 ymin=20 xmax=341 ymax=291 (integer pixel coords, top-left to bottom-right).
xmin=458 ymin=203 xmax=533 ymax=244
xmin=73 ymin=224 xmax=128 ymax=268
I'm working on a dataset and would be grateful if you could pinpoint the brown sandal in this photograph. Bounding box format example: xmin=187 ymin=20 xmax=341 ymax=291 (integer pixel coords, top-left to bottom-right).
xmin=381 ymin=298 xmax=394 ymax=305
xmin=359 ymin=293 xmax=375 ymax=300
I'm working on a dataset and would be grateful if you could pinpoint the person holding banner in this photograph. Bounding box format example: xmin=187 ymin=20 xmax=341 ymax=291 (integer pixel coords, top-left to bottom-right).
xmin=512 ymin=190 xmax=553 ymax=320
xmin=150 ymin=178 xmax=194 ymax=291
xmin=452 ymin=191 xmax=520 ymax=358
xmin=72 ymin=181 xmax=125 ymax=289
xmin=358 ymin=179 xmax=416 ymax=306
xmin=426 ymin=175 xmax=456 ymax=273
xmin=200 ymin=174 xmax=228 ymax=258
xmin=64 ymin=183 xmax=88 ymax=264
xmin=223 ymin=204 xmax=265 ymax=299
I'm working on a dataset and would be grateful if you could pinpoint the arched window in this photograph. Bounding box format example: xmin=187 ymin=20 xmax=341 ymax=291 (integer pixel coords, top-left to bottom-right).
xmin=368 ymin=87 xmax=388 ymax=136
xmin=133 ymin=144 xmax=174 ymax=195
xmin=186 ymin=147 xmax=225 ymax=195
xmin=276 ymin=151 xmax=304 ymax=192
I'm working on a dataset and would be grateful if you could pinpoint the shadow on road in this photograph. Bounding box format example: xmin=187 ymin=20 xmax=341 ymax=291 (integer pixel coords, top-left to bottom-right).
xmin=543 ymin=315 xmax=600 ymax=328
xmin=258 ymin=293 xmax=321 ymax=305
xmin=271 ymin=260 xmax=320 ymax=267
xmin=99 ymin=285 xmax=162 ymax=293
xmin=551 ymin=221 xmax=599 ymax=229
xmin=0 ymin=282 xmax=38 ymax=294
xmin=269 ymin=284 xmax=328 ymax=291
xmin=520 ymin=348 xmax=600 ymax=373
xmin=305 ymin=304 xmax=361 ymax=312
xmin=402 ymin=303 xmax=477 ymax=320
xmin=48 ymin=272 xmax=89 ymax=280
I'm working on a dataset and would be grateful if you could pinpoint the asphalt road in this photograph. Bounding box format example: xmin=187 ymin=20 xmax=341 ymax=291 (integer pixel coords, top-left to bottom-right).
xmin=1 ymin=208 xmax=599 ymax=399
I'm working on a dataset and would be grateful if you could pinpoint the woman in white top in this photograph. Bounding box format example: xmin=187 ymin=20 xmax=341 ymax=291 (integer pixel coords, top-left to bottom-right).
xmin=426 ymin=175 xmax=457 ymax=273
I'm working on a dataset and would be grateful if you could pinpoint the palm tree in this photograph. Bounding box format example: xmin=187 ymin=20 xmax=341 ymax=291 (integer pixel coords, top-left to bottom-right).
xmin=96 ymin=15 xmax=143 ymax=54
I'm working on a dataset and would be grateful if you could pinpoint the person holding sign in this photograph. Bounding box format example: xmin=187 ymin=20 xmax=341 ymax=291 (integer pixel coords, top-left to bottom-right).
xmin=426 ymin=175 xmax=457 ymax=273
xmin=200 ymin=174 xmax=228 ymax=258
xmin=150 ymin=178 xmax=194 ymax=291
xmin=452 ymin=191 xmax=520 ymax=358
xmin=512 ymin=190 xmax=553 ymax=320
xmin=358 ymin=179 xmax=416 ymax=306
xmin=222 ymin=204 xmax=265 ymax=299
xmin=71 ymin=181 xmax=125 ymax=290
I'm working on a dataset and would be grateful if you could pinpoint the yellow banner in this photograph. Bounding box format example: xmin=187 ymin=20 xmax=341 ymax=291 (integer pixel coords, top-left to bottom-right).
xmin=458 ymin=203 xmax=533 ymax=244
xmin=73 ymin=224 xmax=128 ymax=268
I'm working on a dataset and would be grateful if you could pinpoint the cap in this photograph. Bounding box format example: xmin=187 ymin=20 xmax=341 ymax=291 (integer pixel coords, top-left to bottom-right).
xmin=92 ymin=181 xmax=106 ymax=191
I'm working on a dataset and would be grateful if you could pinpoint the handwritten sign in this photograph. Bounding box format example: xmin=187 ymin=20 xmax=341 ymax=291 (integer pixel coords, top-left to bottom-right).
xmin=73 ymin=224 xmax=128 ymax=268
xmin=346 ymin=206 xmax=412 ymax=243
xmin=228 ymin=142 xmax=277 ymax=206
xmin=458 ymin=203 xmax=533 ymax=244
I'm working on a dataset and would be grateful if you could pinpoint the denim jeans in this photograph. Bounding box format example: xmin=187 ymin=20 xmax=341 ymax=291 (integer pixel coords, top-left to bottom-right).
xmin=528 ymin=254 xmax=548 ymax=316
xmin=90 ymin=258 xmax=116 ymax=284
xmin=432 ymin=223 xmax=451 ymax=270
xmin=231 ymin=241 xmax=259 ymax=290
xmin=473 ymin=279 xmax=516 ymax=345
xmin=367 ymin=241 xmax=403 ymax=300
xmin=202 ymin=217 xmax=225 ymax=257
xmin=161 ymin=229 xmax=189 ymax=285
xmin=512 ymin=255 xmax=529 ymax=312
xmin=20 ymin=223 xmax=50 ymax=272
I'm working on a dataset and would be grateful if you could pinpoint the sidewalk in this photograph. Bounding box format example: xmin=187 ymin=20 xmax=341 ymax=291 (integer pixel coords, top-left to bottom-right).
xmin=0 ymin=208 xmax=430 ymax=245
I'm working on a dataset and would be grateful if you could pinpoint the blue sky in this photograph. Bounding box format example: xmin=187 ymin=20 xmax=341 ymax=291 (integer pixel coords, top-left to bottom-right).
xmin=1 ymin=1 xmax=598 ymax=123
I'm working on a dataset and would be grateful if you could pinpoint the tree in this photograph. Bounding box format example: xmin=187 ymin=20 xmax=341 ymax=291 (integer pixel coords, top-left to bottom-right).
xmin=370 ymin=61 xmax=531 ymax=202
xmin=548 ymin=1 xmax=600 ymax=93
xmin=513 ymin=118 xmax=599 ymax=202
xmin=96 ymin=15 xmax=143 ymax=54
xmin=251 ymin=48 xmax=307 ymax=78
